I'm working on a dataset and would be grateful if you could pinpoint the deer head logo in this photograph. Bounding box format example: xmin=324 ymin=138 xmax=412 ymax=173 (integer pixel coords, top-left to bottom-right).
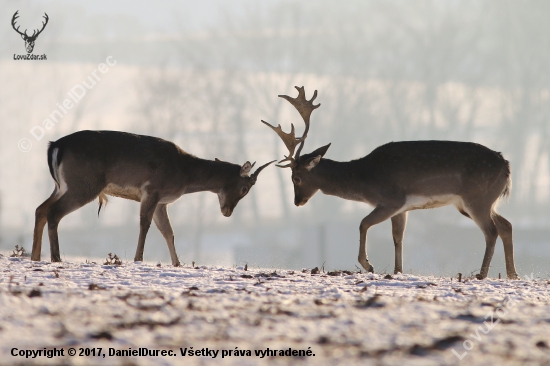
xmin=12 ymin=11 xmax=49 ymax=54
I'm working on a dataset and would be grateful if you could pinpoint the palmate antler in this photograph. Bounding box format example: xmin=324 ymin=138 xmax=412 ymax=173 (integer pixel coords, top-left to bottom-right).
xmin=260 ymin=121 xmax=304 ymax=167
xmin=262 ymin=86 xmax=320 ymax=168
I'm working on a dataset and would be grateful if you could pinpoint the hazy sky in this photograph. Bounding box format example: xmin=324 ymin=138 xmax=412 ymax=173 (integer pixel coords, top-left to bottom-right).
xmin=1 ymin=0 xmax=549 ymax=275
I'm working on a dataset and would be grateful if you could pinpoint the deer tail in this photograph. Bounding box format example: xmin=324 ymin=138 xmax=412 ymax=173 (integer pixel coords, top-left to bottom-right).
xmin=98 ymin=193 xmax=108 ymax=216
xmin=47 ymin=141 xmax=63 ymax=190
xmin=500 ymin=158 xmax=512 ymax=200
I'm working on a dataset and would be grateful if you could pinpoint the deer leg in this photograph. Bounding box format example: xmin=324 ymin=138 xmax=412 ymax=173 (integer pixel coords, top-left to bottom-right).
xmin=359 ymin=205 xmax=402 ymax=273
xmin=134 ymin=194 xmax=160 ymax=262
xmin=493 ymin=212 xmax=519 ymax=279
xmin=46 ymin=191 xmax=98 ymax=262
xmin=391 ymin=212 xmax=408 ymax=274
xmin=32 ymin=191 xmax=59 ymax=261
xmin=468 ymin=207 xmax=498 ymax=279
xmin=153 ymin=203 xmax=181 ymax=267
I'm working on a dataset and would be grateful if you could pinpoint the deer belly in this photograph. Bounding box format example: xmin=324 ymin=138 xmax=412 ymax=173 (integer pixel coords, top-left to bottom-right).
xmin=102 ymin=183 xmax=142 ymax=201
xmin=404 ymin=194 xmax=460 ymax=211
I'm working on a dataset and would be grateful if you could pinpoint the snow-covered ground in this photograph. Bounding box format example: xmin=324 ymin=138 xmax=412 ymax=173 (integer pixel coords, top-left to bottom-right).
xmin=0 ymin=255 xmax=549 ymax=365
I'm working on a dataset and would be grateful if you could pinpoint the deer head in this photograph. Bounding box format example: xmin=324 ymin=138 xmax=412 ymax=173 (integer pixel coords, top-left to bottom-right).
xmin=216 ymin=160 xmax=275 ymax=217
xmin=12 ymin=11 xmax=49 ymax=54
xmin=262 ymin=86 xmax=329 ymax=205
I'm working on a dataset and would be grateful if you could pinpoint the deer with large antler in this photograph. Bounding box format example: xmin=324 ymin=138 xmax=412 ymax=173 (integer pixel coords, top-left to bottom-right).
xmin=262 ymin=87 xmax=519 ymax=279
xmin=12 ymin=11 xmax=49 ymax=54
xmin=32 ymin=130 xmax=274 ymax=266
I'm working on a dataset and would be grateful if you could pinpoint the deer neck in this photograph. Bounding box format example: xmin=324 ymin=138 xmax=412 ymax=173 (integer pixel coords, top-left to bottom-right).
xmin=183 ymin=157 xmax=236 ymax=194
xmin=313 ymin=159 xmax=372 ymax=202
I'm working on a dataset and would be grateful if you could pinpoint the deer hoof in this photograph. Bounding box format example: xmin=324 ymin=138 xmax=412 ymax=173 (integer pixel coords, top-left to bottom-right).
xmin=51 ymin=257 xmax=62 ymax=262
xmin=475 ymin=273 xmax=486 ymax=280
xmin=507 ymin=272 xmax=520 ymax=280
xmin=359 ymin=260 xmax=374 ymax=273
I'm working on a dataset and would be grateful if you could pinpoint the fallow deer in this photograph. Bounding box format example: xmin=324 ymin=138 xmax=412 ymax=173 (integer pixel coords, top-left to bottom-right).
xmin=262 ymin=87 xmax=519 ymax=279
xmin=32 ymin=130 xmax=274 ymax=266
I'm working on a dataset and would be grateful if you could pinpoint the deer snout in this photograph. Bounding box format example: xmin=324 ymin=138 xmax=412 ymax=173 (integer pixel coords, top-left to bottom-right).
xmin=295 ymin=198 xmax=308 ymax=206
xmin=221 ymin=206 xmax=233 ymax=217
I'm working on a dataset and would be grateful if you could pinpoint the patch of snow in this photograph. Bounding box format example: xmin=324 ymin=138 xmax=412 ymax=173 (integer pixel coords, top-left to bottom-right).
xmin=0 ymin=256 xmax=549 ymax=365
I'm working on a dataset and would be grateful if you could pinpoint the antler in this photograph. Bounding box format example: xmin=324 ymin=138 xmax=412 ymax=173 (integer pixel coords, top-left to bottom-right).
xmin=262 ymin=86 xmax=320 ymax=168
xmin=251 ymin=160 xmax=277 ymax=182
xmin=11 ymin=11 xmax=49 ymax=39
xmin=32 ymin=13 xmax=49 ymax=39
xmin=11 ymin=11 xmax=26 ymax=37
xmin=260 ymin=120 xmax=303 ymax=167
xmin=278 ymin=86 xmax=320 ymax=159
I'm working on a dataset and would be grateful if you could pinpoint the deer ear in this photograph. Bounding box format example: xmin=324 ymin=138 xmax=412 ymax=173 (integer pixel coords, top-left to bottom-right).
xmin=305 ymin=155 xmax=322 ymax=171
xmin=215 ymin=158 xmax=221 ymax=162
xmin=240 ymin=161 xmax=256 ymax=177
xmin=21 ymin=34 xmax=26 ymax=40
xmin=309 ymin=143 xmax=331 ymax=158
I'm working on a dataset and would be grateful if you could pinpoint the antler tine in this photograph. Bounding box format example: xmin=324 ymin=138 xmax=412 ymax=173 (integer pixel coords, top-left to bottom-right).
xmin=278 ymin=86 xmax=320 ymax=124
xmin=276 ymin=155 xmax=295 ymax=167
xmin=261 ymin=120 xmax=303 ymax=168
xmin=278 ymin=86 xmax=320 ymax=159
xmin=34 ymin=13 xmax=49 ymax=37
xmin=251 ymin=160 xmax=277 ymax=180
xmin=276 ymin=161 xmax=294 ymax=168
xmin=11 ymin=11 xmax=26 ymax=36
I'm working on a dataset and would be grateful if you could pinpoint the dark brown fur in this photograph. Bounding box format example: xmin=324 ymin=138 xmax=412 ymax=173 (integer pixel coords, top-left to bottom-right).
xmin=291 ymin=140 xmax=518 ymax=279
xmin=33 ymin=130 xmax=273 ymax=265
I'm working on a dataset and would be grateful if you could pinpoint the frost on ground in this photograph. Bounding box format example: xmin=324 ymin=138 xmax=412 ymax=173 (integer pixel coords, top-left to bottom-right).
xmin=0 ymin=255 xmax=549 ymax=365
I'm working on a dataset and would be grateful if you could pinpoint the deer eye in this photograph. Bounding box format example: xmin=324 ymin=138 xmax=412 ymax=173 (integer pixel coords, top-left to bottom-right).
xmin=293 ymin=177 xmax=301 ymax=185
xmin=241 ymin=186 xmax=248 ymax=196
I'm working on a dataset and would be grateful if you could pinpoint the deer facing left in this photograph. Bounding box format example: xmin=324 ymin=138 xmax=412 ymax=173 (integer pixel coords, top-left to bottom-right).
xmin=32 ymin=130 xmax=274 ymax=266
xmin=262 ymin=87 xmax=519 ymax=280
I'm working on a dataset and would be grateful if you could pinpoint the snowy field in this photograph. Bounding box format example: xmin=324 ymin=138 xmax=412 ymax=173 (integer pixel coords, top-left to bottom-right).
xmin=0 ymin=255 xmax=549 ymax=365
